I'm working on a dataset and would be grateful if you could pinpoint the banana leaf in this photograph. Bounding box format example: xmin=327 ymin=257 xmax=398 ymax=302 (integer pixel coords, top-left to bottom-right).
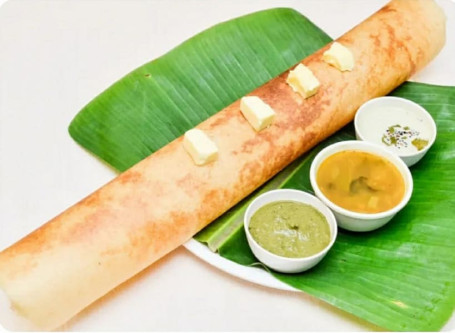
xmin=69 ymin=8 xmax=330 ymax=171
xmin=68 ymin=8 xmax=455 ymax=331
xmin=216 ymin=83 xmax=455 ymax=331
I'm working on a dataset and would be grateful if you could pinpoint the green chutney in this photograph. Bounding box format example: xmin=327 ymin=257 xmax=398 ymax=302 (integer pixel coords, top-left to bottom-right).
xmin=249 ymin=201 xmax=330 ymax=258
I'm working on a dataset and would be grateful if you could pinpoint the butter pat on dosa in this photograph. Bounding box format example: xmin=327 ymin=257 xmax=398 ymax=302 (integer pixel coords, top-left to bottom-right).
xmin=0 ymin=0 xmax=446 ymax=330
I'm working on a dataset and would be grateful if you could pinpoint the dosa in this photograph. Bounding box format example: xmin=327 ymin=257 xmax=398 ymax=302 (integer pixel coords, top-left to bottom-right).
xmin=0 ymin=0 xmax=446 ymax=330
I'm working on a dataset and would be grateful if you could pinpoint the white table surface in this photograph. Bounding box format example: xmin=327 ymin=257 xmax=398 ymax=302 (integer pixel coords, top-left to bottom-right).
xmin=0 ymin=0 xmax=454 ymax=331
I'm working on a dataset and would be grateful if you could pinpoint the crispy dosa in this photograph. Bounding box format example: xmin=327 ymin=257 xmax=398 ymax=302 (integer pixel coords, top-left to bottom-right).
xmin=0 ymin=0 xmax=446 ymax=330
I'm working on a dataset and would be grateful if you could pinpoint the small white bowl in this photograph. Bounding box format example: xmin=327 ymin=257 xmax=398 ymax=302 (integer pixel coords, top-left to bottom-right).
xmin=244 ymin=189 xmax=337 ymax=273
xmin=354 ymin=96 xmax=437 ymax=167
xmin=310 ymin=141 xmax=413 ymax=232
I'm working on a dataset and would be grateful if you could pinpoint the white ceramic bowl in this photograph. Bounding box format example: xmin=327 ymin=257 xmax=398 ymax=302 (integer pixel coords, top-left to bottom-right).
xmin=354 ymin=96 xmax=437 ymax=167
xmin=244 ymin=189 xmax=337 ymax=273
xmin=310 ymin=141 xmax=413 ymax=232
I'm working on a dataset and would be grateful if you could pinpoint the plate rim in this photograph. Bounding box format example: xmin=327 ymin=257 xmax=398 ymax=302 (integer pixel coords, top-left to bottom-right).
xmin=183 ymin=238 xmax=298 ymax=292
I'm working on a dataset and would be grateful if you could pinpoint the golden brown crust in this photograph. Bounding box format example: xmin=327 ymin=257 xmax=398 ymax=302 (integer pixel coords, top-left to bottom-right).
xmin=0 ymin=0 xmax=446 ymax=329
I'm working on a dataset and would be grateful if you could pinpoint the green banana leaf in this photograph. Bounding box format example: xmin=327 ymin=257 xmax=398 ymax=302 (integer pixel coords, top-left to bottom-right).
xmin=68 ymin=7 xmax=455 ymax=331
xmin=216 ymin=83 xmax=455 ymax=331
xmin=69 ymin=8 xmax=330 ymax=171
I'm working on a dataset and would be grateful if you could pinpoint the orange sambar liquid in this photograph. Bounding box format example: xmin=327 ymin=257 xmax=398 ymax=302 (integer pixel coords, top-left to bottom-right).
xmin=316 ymin=151 xmax=405 ymax=214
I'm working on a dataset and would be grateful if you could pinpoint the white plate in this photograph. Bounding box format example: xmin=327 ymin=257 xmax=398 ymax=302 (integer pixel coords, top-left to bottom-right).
xmin=184 ymin=239 xmax=297 ymax=292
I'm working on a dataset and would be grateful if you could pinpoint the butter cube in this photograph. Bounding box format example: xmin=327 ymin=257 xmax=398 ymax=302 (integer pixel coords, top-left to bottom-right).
xmin=183 ymin=129 xmax=218 ymax=166
xmin=322 ymin=42 xmax=354 ymax=72
xmin=286 ymin=64 xmax=320 ymax=99
xmin=240 ymin=96 xmax=276 ymax=131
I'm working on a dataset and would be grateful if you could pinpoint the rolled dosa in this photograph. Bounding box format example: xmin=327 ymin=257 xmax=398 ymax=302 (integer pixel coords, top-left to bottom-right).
xmin=0 ymin=0 xmax=446 ymax=330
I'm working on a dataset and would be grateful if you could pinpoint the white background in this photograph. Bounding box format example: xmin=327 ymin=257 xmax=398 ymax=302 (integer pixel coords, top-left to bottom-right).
xmin=0 ymin=0 xmax=454 ymax=331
